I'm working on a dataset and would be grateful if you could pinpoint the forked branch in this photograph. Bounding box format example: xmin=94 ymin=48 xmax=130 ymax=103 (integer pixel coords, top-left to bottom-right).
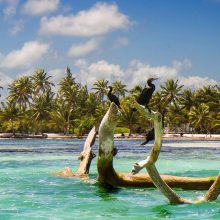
xmin=132 ymin=102 xmax=220 ymax=204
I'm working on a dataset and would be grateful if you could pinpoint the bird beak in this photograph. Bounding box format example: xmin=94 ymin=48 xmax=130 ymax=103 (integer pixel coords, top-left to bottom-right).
xmin=153 ymin=78 xmax=158 ymax=81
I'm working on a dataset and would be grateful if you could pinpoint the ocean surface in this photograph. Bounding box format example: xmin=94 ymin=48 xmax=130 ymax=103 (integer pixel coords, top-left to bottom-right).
xmin=0 ymin=138 xmax=220 ymax=219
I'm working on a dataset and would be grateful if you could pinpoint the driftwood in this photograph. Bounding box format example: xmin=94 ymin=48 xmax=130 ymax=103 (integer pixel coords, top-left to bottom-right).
xmin=97 ymin=102 xmax=220 ymax=203
xmin=57 ymin=125 xmax=97 ymax=177
xmin=57 ymin=102 xmax=220 ymax=204
xmin=131 ymin=104 xmax=220 ymax=204
xmin=76 ymin=125 xmax=98 ymax=175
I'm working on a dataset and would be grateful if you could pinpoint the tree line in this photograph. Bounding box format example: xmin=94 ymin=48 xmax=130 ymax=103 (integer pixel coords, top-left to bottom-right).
xmin=0 ymin=67 xmax=219 ymax=136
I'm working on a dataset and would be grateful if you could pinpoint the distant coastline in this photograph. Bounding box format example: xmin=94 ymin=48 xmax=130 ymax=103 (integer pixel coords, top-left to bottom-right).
xmin=0 ymin=133 xmax=220 ymax=141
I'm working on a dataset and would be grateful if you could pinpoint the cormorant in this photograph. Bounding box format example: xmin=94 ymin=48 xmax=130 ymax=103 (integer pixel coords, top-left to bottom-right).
xmin=107 ymin=86 xmax=121 ymax=108
xmin=140 ymin=116 xmax=164 ymax=145
xmin=141 ymin=128 xmax=155 ymax=145
xmin=137 ymin=77 xmax=158 ymax=112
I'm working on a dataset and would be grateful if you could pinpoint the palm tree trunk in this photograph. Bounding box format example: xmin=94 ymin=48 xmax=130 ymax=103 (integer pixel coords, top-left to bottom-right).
xmin=12 ymin=121 xmax=15 ymax=135
xmin=66 ymin=111 xmax=70 ymax=135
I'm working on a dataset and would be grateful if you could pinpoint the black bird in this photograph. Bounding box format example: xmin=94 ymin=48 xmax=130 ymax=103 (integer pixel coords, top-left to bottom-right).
xmin=141 ymin=128 xmax=155 ymax=145
xmin=136 ymin=77 xmax=158 ymax=112
xmin=107 ymin=86 xmax=121 ymax=108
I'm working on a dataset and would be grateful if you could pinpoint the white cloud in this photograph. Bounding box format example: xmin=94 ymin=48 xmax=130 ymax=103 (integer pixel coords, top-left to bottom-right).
xmin=48 ymin=68 xmax=64 ymax=83
xmin=74 ymin=59 xmax=88 ymax=69
xmin=2 ymin=0 xmax=19 ymax=19
xmin=0 ymin=72 xmax=13 ymax=87
xmin=88 ymin=60 xmax=124 ymax=78
xmin=73 ymin=58 xmax=213 ymax=90
xmin=39 ymin=2 xmax=131 ymax=36
xmin=0 ymin=72 xmax=14 ymax=100
xmin=74 ymin=60 xmax=124 ymax=85
xmin=179 ymin=76 xmax=217 ymax=89
xmin=0 ymin=41 xmax=49 ymax=69
xmin=124 ymin=60 xmax=180 ymax=88
xmin=22 ymin=0 xmax=59 ymax=16
xmin=10 ymin=19 xmax=24 ymax=35
xmin=16 ymin=68 xmax=35 ymax=78
xmin=68 ymin=38 xmax=100 ymax=57
xmin=172 ymin=58 xmax=192 ymax=71
xmin=114 ymin=36 xmax=129 ymax=48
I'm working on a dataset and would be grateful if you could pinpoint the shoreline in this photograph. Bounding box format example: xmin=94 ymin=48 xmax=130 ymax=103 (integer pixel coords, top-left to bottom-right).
xmin=0 ymin=133 xmax=220 ymax=141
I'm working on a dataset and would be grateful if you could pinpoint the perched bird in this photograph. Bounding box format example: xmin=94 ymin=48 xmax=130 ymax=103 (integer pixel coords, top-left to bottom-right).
xmin=107 ymin=86 xmax=121 ymax=108
xmin=136 ymin=77 xmax=158 ymax=112
xmin=141 ymin=128 xmax=155 ymax=145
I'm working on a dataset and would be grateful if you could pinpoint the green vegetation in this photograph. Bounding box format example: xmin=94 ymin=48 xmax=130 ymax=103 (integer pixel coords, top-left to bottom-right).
xmin=0 ymin=67 xmax=219 ymax=136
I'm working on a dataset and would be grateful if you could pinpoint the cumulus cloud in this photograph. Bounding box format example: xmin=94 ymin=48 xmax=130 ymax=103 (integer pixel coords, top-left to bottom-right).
xmin=74 ymin=60 xmax=124 ymax=85
xmin=123 ymin=59 xmax=217 ymax=89
xmin=39 ymin=2 xmax=131 ymax=36
xmin=179 ymin=76 xmax=217 ymax=89
xmin=72 ymin=58 xmax=214 ymax=90
xmin=48 ymin=68 xmax=64 ymax=83
xmin=0 ymin=41 xmax=49 ymax=69
xmin=124 ymin=60 xmax=180 ymax=88
xmin=172 ymin=59 xmax=192 ymax=71
xmin=68 ymin=38 xmax=100 ymax=57
xmin=74 ymin=59 xmax=88 ymax=69
xmin=22 ymin=0 xmax=59 ymax=15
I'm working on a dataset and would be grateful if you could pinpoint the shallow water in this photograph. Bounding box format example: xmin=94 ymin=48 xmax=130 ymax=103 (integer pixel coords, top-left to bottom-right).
xmin=0 ymin=139 xmax=220 ymax=219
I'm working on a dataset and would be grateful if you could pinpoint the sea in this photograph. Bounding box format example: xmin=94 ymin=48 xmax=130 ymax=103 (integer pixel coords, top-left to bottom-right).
xmin=0 ymin=139 xmax=220 ymax=219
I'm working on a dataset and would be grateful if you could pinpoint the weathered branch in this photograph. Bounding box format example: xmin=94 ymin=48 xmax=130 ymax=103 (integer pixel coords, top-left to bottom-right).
xmin=58 ymin=102 xmax=220 ymax=203
xmin=132 ymin=102 xmax=220 ymax=204
xmin=96 ymin=102 xmax=216 ymax=191
xmin=57 ymin=125 xmax=98 ymax=177
xmin=202 ymin=173 xmax=220 ymax=202
xmin=76 ymin=125 xmax=98 ymax=176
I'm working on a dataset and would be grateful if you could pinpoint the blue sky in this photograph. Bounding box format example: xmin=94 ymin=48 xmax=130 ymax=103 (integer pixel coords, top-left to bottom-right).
xmin=0 ymin=0 xmax=220 ymax=95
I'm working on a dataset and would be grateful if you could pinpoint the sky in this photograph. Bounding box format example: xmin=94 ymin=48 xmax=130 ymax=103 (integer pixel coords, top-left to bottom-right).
xmin=0 ymin=0 xmax=220 ymax=97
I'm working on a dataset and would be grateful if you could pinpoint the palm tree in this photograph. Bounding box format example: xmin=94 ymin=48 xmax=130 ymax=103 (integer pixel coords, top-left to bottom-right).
xmin=31 ymin=69 xmax=54 ymax=95
xmin=112 ymin=80 xmax=127 ymax=98
xmin=94 ymin=102 xmax=109 ymax=124
xmin=48 ymin=98 xmax=70 ymax=134
xmin=189 ymin=103 xmax=212 ymax=134
xmin=196 ymin=85 xmax=220 ymax=111
xmin=195 ymin=85 xmax=216 ymax=104
xmin=160 ymin=79 xmax=183 ymax=107
xmin=0 ymin=101 xmax=20 ymax=135
xmin=75 ymin=116 xmax=95 ymax=137
xmin=86 ymin=92 xmax=101 ymax=116
xmin=179 ymin=88 xmax=195 ymax=111
xmin=75 ymin=85 xmax=89 ymax=116
xmin=30 ymin=89 xmax=55 ymax=134
xmin=129 ymin=85 xmax=144 ymax=100
xmin=8 ymin=76 xmax=33 ymax=111
xmin=118 ymin=97 xmax=141 ymax=136
xmin=165 ymin=105 xmax=188 ymax=133
xmin=58 ymin=67 xmax=80 ymax=135
xmin=150 ymin=91 xmax=167 ymax=119
xmin=211 ymin=112 xmax=220 ymax=131
xmin=92 ymin=79 xmax=109 ymax=103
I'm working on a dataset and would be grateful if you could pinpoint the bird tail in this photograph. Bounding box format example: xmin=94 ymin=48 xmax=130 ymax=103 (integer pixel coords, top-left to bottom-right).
xmin=140 ymin=140 xmax=149 ymax=145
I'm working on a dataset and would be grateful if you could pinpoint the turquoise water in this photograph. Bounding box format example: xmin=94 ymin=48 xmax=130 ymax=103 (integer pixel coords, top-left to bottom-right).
xmin=0 ymin=139 xmax=220 ymax=219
